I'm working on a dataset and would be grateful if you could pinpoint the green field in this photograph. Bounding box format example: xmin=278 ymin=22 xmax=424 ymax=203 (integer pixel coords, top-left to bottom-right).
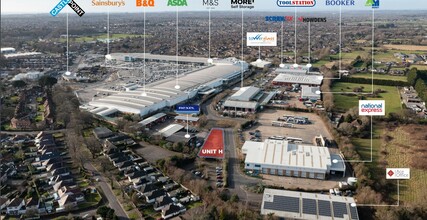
xmin=351 ymin=127 xmax=382 ymax=177
xmin=331 ymin=82 xmax=402 ymax=114
xmin=350 ymin=73 xmax=408 ymax=82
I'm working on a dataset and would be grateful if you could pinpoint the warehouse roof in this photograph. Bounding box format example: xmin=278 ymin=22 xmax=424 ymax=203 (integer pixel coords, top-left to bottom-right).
xmin=273 ymin=73 xmax=323 ymax=85
xmin=223 ymin=100 xmax=259 ymax=110
xmin=301 ymin=85 xmax=321 ymax=99
xmin=174 ymin=115 xmax=199 ymax=122
xmin=111 ymin=53 xmax=208 ymax=63
xmin=159 ymin=124 xmax=184 ymax=137
xmin=229 ymin=86 xmax=261 ymax=101
xmin=243 ymin=139 xmax=332 ymax=172
xmin=261 ymin=188 xmax=359 ymax=220
xmin=139 ymin=113 xmax=167 ymax=126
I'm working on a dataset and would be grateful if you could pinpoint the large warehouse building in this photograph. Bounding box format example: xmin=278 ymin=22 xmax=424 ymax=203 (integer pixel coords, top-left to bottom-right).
xmin=271 ymin=67 xmax=323 ymax=87
xmin=261 ymin=188 xmax=359 ymax=220
xmin=222 ymin=86 xmax=275 ymax=113
xmin=242 ymin=139 xmax=346 ymax=179
xmin=86 ymin=53 xmax=249 ymax=117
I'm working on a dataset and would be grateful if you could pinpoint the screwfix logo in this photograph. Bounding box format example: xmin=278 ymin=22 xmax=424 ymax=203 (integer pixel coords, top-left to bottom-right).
xmin=365 ymin=0 xmax=379 ymax=9
xmin=137 ymin=0 xmax=154 ymax=7
xmin=265 ymin=16 xmax=293 ymax=22
xmin=297 ymin=16 xmax=327 ymax=22
xmin=277 ymin=0 xmax=316 ymax=7
xmin=359 ymin=100 xmax=385 ymax=116
xmin=386 ymin=168 xmax=410 ymax=179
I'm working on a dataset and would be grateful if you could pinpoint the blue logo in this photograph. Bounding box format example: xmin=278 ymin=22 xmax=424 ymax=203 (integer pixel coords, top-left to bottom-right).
xmin=277 ymin=0 xmax=316 ymax=7
xmin=365 ymin=0 xmax=379 ymax=8
xmin=50 ymin=0 xmax=71 ymax=16
xmin=175 ymin=105 xmax=200 ymax=114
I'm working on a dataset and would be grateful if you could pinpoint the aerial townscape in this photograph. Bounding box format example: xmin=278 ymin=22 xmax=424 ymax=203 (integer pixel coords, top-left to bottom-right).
xmin=1 ymin=0 xmax=427 ymax=220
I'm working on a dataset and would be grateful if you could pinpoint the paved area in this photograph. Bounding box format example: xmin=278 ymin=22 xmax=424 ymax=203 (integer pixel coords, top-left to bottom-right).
xmin=247 ymin=109 xmax=332 ymax=144
xmin=262 ymin=174 xmax=345 ymax=191
xmin=134 ymin=141 xmax=181 ymax=164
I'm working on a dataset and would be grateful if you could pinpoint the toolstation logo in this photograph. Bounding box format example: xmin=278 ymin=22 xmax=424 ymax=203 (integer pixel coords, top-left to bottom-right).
xmin=297 ymin=16 xmax=327 ymax=22
xmin=277 ymin=0 xmax=316 ymax=7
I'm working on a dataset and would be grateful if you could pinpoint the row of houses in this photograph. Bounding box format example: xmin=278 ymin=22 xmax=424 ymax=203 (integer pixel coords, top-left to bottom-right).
xmin=97 ymin=128 xmax=198 ymax=219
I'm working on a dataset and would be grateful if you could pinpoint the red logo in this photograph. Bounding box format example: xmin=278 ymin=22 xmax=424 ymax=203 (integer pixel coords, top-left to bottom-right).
xmin=387 ymin=170 xmax=394 ymax=177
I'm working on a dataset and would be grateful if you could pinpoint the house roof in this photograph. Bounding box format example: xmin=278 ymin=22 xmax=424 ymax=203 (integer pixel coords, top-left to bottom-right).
xmin=8 ymin=197 xmax=24 ymax=207
xmin=58 ymin=194 xmax=76 ymax=207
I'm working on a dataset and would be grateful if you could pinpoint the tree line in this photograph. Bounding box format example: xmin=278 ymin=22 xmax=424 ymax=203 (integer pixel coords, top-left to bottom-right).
xmin=407 ymin=68 xmax=427 ymax=103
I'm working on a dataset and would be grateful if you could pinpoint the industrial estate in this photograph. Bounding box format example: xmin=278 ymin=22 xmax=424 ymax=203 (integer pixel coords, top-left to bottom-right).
xmin=1 ymin=0 xmax=427 ymax=220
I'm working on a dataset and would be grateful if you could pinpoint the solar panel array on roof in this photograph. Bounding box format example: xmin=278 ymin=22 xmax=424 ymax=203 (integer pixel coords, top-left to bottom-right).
xmin=318 ymin=200 xmax=332 ymax=217
xmin=333 ymin=202 xmax=348 ymax=218
xmin=302 ymin=198 xmax=317 ymax=215
xmin=264 ymin=196 xmax=300 ymax=213
xmin=350 ymin=206 xmax=359 ymax=220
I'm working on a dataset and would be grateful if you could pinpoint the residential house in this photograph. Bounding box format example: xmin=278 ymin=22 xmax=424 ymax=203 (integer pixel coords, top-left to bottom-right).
xmin=161 ymin=204 xmax=186 ymax=219
xmin=6 ymin=198 xmax=25 ymax=216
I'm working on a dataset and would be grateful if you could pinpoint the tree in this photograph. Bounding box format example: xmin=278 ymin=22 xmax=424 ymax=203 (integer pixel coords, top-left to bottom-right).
xmin=38 ymin=75 xmax=58 ymax=88
xmin=407 ymin=68 xmax=418 ymax=86
xmin=97 ymin=206 xmax=112 ymax=218
xmin=12 ymin=80 xmax=27 ymax=88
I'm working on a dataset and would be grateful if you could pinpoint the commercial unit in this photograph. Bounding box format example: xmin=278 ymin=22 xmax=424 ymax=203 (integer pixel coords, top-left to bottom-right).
xmin=261 ymin=188 xmax=359 ymax=220
xmin=242 ymin=139 xmax=345 ymax=179
xmin=223 ymin=86 xmax=275 ymax=113
xmin=87 ymin=54 xmax=249 ymax=117
xmin=1 ymin=47 xmax=16 ymax=54
xmin=272 ymin=73 xmax=323 ymax=87
xmin=301 ymin=85 xmax=321 ymax=101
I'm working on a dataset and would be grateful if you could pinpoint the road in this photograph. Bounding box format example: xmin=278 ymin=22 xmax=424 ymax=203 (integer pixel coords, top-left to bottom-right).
xmin=84 ymin=163 xmax=129 ymax=220
xmin=224 ymin=128 xmax=262 ymax=202
xmin=0 ymin=129 xmax=65 ymax=135
xmin=200 ymin=98 xmax=248 ymax=122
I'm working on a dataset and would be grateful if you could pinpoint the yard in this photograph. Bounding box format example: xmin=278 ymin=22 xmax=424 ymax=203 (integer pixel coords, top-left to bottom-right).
xmin=331 ymin=82 xmax=402 ymax=114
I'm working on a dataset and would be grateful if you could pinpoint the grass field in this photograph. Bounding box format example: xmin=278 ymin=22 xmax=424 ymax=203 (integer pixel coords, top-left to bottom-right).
xmin=410 ymin=64 xmax=427 ymax=70
xmin=383 ymin=44 xmax=427 ymax=51
xmin=382 ymin=126 xmax=427 ymax=204
xmin=331 ymin=82 xmax=402 ymax=114
xmin=350 ymin=73 xmax=408 ymax=82
xmin=351 ymin=126 xmax=382 ymax=177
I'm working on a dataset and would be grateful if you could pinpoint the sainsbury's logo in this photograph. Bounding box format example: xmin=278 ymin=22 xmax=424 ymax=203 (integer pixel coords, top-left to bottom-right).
xmin=359 ymin=100 xmax=385 ymax=116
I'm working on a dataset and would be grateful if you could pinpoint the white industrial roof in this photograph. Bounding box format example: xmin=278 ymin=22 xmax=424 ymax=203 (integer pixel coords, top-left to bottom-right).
xmin=1 ymin=47 xmax=15 ymax=52
xmin=88 ymin=54 xmax=248 ymax=116
xmin=273 ymin=73 xmax=323 ymax=85
xmin=301 ymin=85 xmax=321 ymax=99
xmin=229 ymin=86 xmax=261 ymax=101
xmin=139 ymin=113 xmax=166 ymax=126
xmin=243 ymin=139 xmax=331 ymax=171
xmin=174 ymin=115 xmax=199 ymax=122
xmin=4 ymin=52 xmax=42 ymax=58
xmin=97 ymin=108 xmax=118 ymax=117
xmin=261 ymin=188 xmax=359 ymax=220
xmin=159 ymin=124 xmax=184 ymax=137
xmin=111 ymin=53 xmax=208 ymax=63
xmin=223 ymin=100 xmax=259 ymax=109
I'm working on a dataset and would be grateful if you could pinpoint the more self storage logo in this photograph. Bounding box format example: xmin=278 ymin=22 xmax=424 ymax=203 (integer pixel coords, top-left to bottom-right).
xmin=386 ymin=168 xmax=410 ymax=180
xmin=247 ymin=32 xmax=277 ymax=47
xmin=277 ymin=0 xmax=316 ymax=7
xmin=359 ymin=100 xmax=385 ymax=116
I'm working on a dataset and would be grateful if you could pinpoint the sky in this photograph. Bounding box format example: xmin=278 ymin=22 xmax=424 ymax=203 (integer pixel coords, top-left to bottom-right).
xmin=1 ymin=0 xmax=427 ymax=14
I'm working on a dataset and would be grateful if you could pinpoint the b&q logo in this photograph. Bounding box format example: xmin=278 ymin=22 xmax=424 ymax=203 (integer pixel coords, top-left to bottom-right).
xmin=137 ymin=0 xmax=154 ymax=7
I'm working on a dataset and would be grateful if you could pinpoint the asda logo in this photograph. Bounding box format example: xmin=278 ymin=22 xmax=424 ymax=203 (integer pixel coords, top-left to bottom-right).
xmin=167 ymin=0 xmax=188 ymax=6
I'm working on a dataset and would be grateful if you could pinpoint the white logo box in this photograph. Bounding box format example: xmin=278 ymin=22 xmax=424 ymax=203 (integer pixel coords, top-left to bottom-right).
xmin=386 ymin=168 xmax=410 ymax=180
xmin=247 ymin=32 xmax=277 ymax=46
xmin=359 ymin=100 xmax=385 ymax=116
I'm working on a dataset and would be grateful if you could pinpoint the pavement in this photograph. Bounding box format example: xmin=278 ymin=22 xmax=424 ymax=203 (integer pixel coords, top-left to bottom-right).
xmin=84 ymin=163 xmax=129 ymax=220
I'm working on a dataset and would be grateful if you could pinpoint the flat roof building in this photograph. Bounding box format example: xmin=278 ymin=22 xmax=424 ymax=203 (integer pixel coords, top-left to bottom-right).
xmin=242 ymin=139 xmax=345 ymax=179
xmin=272 ymin=73 xmax=323 ymax=86
xmin=301 ymin=85 xmax=321 ymax=101
xmin=87 ymin=54 xmax=249 ymax=117
xmin=261 ymin=188 xmax=359 ymax=220
xmin=223 ymin=86 xmax=275 ymax=113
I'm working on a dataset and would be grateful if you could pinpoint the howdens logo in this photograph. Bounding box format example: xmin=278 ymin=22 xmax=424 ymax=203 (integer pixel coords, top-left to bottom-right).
xmin=277 ymin=0 xmax=316 ymax=7
xmin=359 ymin=100 xmax=385 ymax=116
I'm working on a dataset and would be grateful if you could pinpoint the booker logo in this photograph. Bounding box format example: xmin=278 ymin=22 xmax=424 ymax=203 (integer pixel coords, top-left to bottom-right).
xmin=167 ymin=0 xmax=188 ymax=6
xmin=137 ymin=0 xmax=154 ymax=7
xmin=359 ymin=100 xmax=385 ymax=116
xmin=247 ymin=32 xmax=277 ymax=47
xmin=277 ymin=0 xmax=316 ymax=7
xmin=365 ymin=0 xmax=379 ymax=8
xmin=386 ymin=168 xmax=410 ymax=180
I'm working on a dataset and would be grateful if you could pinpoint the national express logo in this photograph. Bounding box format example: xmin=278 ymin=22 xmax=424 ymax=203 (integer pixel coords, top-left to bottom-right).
xmin=358 ymin=100 xmax=385 ymax=116
xmin=277 ymin=0 xmax=316 ymax=7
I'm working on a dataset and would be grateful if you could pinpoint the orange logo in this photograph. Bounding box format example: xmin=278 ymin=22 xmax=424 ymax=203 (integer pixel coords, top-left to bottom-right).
xmin=136 ymin=0 xmax=154 ymax=7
